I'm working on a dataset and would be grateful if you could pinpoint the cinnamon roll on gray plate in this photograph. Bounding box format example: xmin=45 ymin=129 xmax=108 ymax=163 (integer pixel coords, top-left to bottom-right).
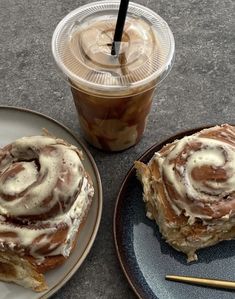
xmin=0 ymin=135 xmax=94 ymax=291
xmin=135 ymin=124 xmax=235 ymax=262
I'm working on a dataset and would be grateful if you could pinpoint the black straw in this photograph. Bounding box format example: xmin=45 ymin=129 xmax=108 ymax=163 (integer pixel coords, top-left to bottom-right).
xmin=111 ymin=0 xmax=130 ymax=56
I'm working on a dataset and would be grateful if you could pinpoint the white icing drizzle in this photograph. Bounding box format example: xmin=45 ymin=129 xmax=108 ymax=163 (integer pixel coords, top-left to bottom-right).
xmin=0 ymin=136 xmax=94 ymax=262
xmin=0 ymin=137 xmax=87 ymax=217
xmin=0 ymin=161 xmax=38 ymax=196
xmin=154 ymin=125 xmax=235 ymax=222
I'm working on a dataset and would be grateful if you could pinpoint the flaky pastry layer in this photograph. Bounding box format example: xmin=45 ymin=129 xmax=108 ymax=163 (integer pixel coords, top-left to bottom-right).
xmin=135 ymin=124 xmax=235 ymax=261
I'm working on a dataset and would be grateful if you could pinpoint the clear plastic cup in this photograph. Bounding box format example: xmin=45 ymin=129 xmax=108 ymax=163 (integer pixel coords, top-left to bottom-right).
xmin=52 ymin=1 xmax=175 ymax=151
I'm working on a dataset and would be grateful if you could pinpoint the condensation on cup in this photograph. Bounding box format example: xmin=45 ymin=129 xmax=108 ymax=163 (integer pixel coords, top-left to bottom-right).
xmin=52 ymin=1 xmax=175 ymax=151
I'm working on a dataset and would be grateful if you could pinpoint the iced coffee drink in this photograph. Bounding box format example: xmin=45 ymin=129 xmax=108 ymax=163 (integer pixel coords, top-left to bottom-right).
xmin=52 ymin=1 xmax=175 ymax=151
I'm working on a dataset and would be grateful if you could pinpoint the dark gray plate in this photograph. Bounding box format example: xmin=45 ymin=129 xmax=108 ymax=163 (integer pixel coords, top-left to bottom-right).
xmin=113 ymin=128 xmax=235 ymax=299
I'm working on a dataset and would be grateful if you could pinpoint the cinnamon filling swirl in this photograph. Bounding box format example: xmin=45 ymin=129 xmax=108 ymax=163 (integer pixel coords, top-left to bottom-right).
xmin=0 ymin=136 xmax=94 ymax=263
xmin=158 ymin=125 xmax=235 ymax=221
xmin=135 ymin=124 xmax=235 ymax=261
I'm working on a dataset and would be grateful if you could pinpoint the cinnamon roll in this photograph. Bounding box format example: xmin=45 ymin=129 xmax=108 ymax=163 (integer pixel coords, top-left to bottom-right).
xmin=135 ymin=124 xmax=235 ymax=262
xmin=0 ymin=135 xmax=94 ymax=291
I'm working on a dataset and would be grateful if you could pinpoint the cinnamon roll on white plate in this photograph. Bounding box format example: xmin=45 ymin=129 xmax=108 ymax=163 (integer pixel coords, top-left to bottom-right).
xmin=0 ymin=135 xmax=94 ymax=291
xmin=135 ymin=124 xmax=235 ymax=262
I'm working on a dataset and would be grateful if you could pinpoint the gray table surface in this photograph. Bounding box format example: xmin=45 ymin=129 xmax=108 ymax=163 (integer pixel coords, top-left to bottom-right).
xmin=0 ymin=0 xmax=234 ymax=298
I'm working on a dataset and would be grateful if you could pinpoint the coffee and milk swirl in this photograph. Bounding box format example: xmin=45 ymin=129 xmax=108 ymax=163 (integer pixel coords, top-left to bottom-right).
xmin=155 ymin=124 xmax=235 ymax=222
xmin=0 ymin=136 xmax=94 ymax=260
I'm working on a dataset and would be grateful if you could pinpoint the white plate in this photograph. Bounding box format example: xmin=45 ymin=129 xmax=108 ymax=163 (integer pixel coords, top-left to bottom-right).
xmin=0 ymin=106 xmax=103 ymax=299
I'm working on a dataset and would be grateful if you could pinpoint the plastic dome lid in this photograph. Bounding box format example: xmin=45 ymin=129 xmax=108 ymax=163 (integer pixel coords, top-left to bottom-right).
xmin=52 ymin=1 xmax=175 ymax=92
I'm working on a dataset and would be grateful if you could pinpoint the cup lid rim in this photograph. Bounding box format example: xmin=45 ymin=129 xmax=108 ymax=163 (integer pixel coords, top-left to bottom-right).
xmin=51 ymin=0 xmax=175 ymax=91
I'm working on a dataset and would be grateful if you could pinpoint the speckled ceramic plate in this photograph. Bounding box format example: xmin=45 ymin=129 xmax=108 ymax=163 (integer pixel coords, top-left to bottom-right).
xmin=0 ymin=106 xmax=103 ymax=299
xmin=114 ymin=127 xmax=235 ymax=299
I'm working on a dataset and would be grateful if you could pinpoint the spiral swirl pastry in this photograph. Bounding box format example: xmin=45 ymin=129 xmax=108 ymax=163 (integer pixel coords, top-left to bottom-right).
xmin=135 ymin=124 xmax=235 ymax=261
xmin=158 ymin=124 xmax=235 ymax=222
xmin=0 ymin=135 xmax=94 ymax=264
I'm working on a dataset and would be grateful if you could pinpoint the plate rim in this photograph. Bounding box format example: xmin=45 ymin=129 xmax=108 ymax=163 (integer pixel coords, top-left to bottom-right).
xmin=113 ymin=124 xmax=232 ymax=299
xmin=0 ymin=105 xmax=103 ymax=299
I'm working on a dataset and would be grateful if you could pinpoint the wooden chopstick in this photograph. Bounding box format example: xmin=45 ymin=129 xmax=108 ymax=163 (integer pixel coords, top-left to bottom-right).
xmin=165 ymin=275 xmax=235 ymax=290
